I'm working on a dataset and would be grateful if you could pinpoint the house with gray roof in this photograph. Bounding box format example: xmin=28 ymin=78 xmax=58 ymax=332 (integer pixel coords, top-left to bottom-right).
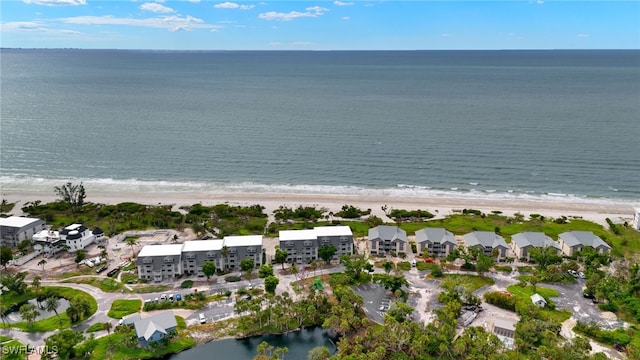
xmin=369 ymin=226 xmax=407 ymax=255
xmin=0 ymin=216 xmax=46 ymax=247
xmin=558 ymin=231 xmax=611 ymax=256
xmin=462 ymin=231 xmax=508 ymax=261
xmin=133 ymin=311 xmax=177 ymax=347
xmin=414 ymin=228 xmax=457 ymax=257
xmin=511 ymin=232 xmax=561 ymax=261
xmin=530 ymin=293 xmax=547 ymax=308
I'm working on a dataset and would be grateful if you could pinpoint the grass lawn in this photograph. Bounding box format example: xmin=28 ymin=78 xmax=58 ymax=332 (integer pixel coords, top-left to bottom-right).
xmin=130 ymin=285 xmax=171 ymax=294
xmin=1 ymin=287 xmax=98 ymax=332
xmin=440 ymin=274 xmax=495 ymax=292
xmin=53 ymin=267 xmax=96 ymax=279
xmin=416 ymin=261 xmax=438 ymax=271
xmin=86 ymin=322 xmax=109 ymax=332
xmin=0 ymin=291 xmax=35 ymax=309
xmin=0 ymin=336 xmax=27 ymax=360
xmin=397 ymin=261 xmax=411 ymax=271
xmin=507 ymin=284 xmax=572 ymax=323
xmin=64 ymin=277 xmax=125 ymax=292
xmin=108 ymin=299 xmax=142 ymax=319
xmin=121 ymin=273 xmax=138 ymax=284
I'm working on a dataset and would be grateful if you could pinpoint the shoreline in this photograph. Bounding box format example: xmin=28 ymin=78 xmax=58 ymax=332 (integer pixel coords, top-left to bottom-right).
xmin=2 ymin=189 xmax=636 ymax=227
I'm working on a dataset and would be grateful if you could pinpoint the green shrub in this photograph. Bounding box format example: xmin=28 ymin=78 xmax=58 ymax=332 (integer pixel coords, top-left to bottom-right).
xmin=397 ymin=262 xmax=411 ymax=271
xmin=180 ymin=280 xmax=193 ymax=289
xmin=484 ymin=291 xmax=516 ymax=311
xmin=225 ymin=276 xmax=241 ymax=282
xmin=431 ymin=266 xmax=443 ymax=278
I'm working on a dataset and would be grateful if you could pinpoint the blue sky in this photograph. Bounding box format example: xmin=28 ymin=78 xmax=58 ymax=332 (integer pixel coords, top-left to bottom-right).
xmin=1 ymin=1 xmax=639 ymax=50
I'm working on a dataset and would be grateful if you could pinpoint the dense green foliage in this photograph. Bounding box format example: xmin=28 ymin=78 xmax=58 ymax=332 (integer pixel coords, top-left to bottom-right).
xmin=388 ymin=208 xmax=435 ymax=221
xmin=184 ymin=203 xmax=267 ymax=237
xmin=273 ymin=205 xmax=326 ymax=222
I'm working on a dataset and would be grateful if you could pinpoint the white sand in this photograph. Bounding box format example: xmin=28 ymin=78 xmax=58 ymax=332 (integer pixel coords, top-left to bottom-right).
xmin=3 ymin=189 xmax=636 ymax=227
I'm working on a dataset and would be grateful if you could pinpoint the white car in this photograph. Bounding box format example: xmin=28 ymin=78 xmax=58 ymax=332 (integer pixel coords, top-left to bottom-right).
xmin=160 ymin=294 xmax=167 ymax=301
xmin=199 ymin=313 xmax=207 ymax=324
xmin=578 ymin=272 xmax=586 ymax=279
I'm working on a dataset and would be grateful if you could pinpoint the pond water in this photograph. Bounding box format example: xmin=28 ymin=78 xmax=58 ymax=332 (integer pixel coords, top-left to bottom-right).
xmin=169 ymin=327 xmax=337 ymax=360
xmin=5 ymin=298 xmax=70 ymax=323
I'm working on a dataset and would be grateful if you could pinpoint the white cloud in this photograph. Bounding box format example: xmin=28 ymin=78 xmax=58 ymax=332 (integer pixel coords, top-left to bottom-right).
xmin=58 ymin=15 xmax=221 ymax=32
xmin=214 ymin=2 xmax=254 ymax=10
xmin=341 ymin=16 xmax=350 ymax=20
xmin=577 ymin=34 xmax=590 ymax=38
xmin=1 ymin=20 xmax=81 ymax=34
xmin=258 ymin=6 xmax=328 ymax=21
xmin=23 ymin=0 xmax=86 ymax=5
xmin=140 ymin=3 xmax=175 ymax=13
xmin=334 ymin=1 xmax=353 ymax=6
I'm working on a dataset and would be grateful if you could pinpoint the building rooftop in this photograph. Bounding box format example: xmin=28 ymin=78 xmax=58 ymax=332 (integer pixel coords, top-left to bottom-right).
xmin=512 ymin=232 xmax=560 ymax=250
xmin=559 ymin=231 xmax=611 ymax=249
xmin=368 ymin=225 xmax=408 ymax=242
xmin=33 ymin=230 xmax=61 ymax=242
xmin=279 ymin=229 xmax=317 ymax=241
xmin=182 ymin=239 xmax=224 ymax=252
xmin=223 ymin=235 xmax=263 ymax=247
xmin=493 ymin=317 xmax=516 ymax=332
xmin=415 ymin=227 xmax=456 ymax=245
xmin=133 ymin=311 xmax=176 ymax=341
xmin=0 ymin=216 xmax=43 ymax=228
xmin=463 ymin=231 xmax=508 ymax=249
xmin=314 ymin=226 xmax=353 ymax=237
xmin=138 ymin=244 xmax=184 ymax=257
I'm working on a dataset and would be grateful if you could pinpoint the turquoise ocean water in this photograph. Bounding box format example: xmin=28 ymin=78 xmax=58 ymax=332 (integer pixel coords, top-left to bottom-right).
xmin=1 ymin=50 xmax=638 ymax=204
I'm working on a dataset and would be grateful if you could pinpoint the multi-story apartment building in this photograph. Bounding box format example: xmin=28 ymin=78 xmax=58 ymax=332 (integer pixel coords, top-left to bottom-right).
xmin=137 ymin=244 xmax=184 ymax=282
xmin=136 ymin=235 xmax=263 ymax=282
xmin=414 ymin=227 xmax=457 ymax=257
xmin=279 ymin=226 xmax=354 ymax=264
xmin=368 ymin=225 xmax=407 ymax=255
xmin=0 ymin=216 xmax=46 ymax=247
xmin=181 ymin=239 xmax=224 ymax=276
xmin=222 ymin=235 xmax=262 ymax=270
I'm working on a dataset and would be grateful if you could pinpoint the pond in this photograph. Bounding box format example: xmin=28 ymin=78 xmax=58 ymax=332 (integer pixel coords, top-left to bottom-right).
xmin=4 ymin=298 xmax=70 ymax=323
xmin=169 ymin=327 xmax=337 ymax=360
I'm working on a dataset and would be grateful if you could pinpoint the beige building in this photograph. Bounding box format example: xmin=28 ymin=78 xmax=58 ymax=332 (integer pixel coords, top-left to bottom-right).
xmin=557 ymin=231 xmax=611 ymax=256
xmin=369 ymin=225 xmax=407 ymax=255
xmin=511 ymin=232 xmax=561 ymax=261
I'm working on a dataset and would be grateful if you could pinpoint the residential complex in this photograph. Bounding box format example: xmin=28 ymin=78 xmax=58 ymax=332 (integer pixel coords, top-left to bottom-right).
xmin=133 ymin=311 xmax=177 ymax=347
xmin=369 ymin=225 xmax=407 ymax=255
xmin=279 ymin=226 xmax=354 ymax=264
xmin=557 ymin=231 xmax=611 ymax=256
xmin=137 ymin=235 xmax=263 ymax=282
xmin=462 ymin=231 xmax=509 ymax=261
xmin=511 ymin=232 xmax=561 ymax=261
xmin=0 ymin=216 xmax=46 ymax=247
xmin=414 ymin=227 xmax=457 ymax=257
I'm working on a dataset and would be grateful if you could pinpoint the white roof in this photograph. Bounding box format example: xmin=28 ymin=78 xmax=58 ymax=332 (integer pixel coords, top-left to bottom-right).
xmin=279 ymin=229 xmax=317 ymax=241
xmin=65 ymin=223 xmax=83 ymax=230
xmin=0 ymin=216 xmax=43 ymax=228
xmin=138 ymin=244 xmax=183 ymax=257
xmin=493 ymin=317 xmax=516 ymax=331
xmin=314 ymin=226 xmax=352 ymax=237
xmin=223 ymin=235 xmax=262 ymax=247
xmin=33 ymin=230 xmax=60 ymax=242
xmin=182 ymin=239 xmax=224 ymax=252
xmin=531 ymin=293 xmax=547 ymax=304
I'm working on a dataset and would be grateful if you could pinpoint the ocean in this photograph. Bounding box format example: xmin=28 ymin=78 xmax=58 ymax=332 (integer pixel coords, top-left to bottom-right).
xmin=1 ymin=49 xmax=639 ymax=204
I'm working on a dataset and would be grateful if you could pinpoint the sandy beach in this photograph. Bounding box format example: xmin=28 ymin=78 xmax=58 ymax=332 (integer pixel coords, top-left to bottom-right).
xmin=3 ymin=189 xmax=636 ymax=227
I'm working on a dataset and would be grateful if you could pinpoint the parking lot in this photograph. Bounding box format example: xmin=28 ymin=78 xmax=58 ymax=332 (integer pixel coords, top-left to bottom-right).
xmin=353 ymin=283 xmax=392 ymax=324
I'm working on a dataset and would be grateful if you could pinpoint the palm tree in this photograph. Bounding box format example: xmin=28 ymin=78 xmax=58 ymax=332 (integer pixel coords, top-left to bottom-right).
xmin=31 ymin=276 xmax=41 ymax=295
xmin=19 ymin=303 xmax=39 ymax=328
xmin=45 ymin=296 xmax=61 ymax=322
xmin=221 ymin=246 xmax=229 ymax=270
xmin=105 ymin=321 xmax=113 ymax=344
xmin=37 ymin=258 xmax=47 ymax=273
xmin=0 ymin=303 xmax=8 ymax=326
xmin=125 ymin=237 xmax=139 ymax=259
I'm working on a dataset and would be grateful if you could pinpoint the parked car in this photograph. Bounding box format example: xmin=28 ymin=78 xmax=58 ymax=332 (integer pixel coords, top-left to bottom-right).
xmin=578 ymin=271 xmax=586 ymax=279
xmin=96 ymin=266 xmax=107 ymax=273
xmin=107 ymin=268 xmax=119 ymax=277
xmin=169 ymin=294 xmax=174 ymax=302
xmin=160 ymin=294 xmax=167 ymax=301
xmin=583 ymin=292 xmax=595 ymax=299
xmin=176 ymin=293 xmax=182 ymax=301
xmin=199 ymin=313 xmax=206 ymax=324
